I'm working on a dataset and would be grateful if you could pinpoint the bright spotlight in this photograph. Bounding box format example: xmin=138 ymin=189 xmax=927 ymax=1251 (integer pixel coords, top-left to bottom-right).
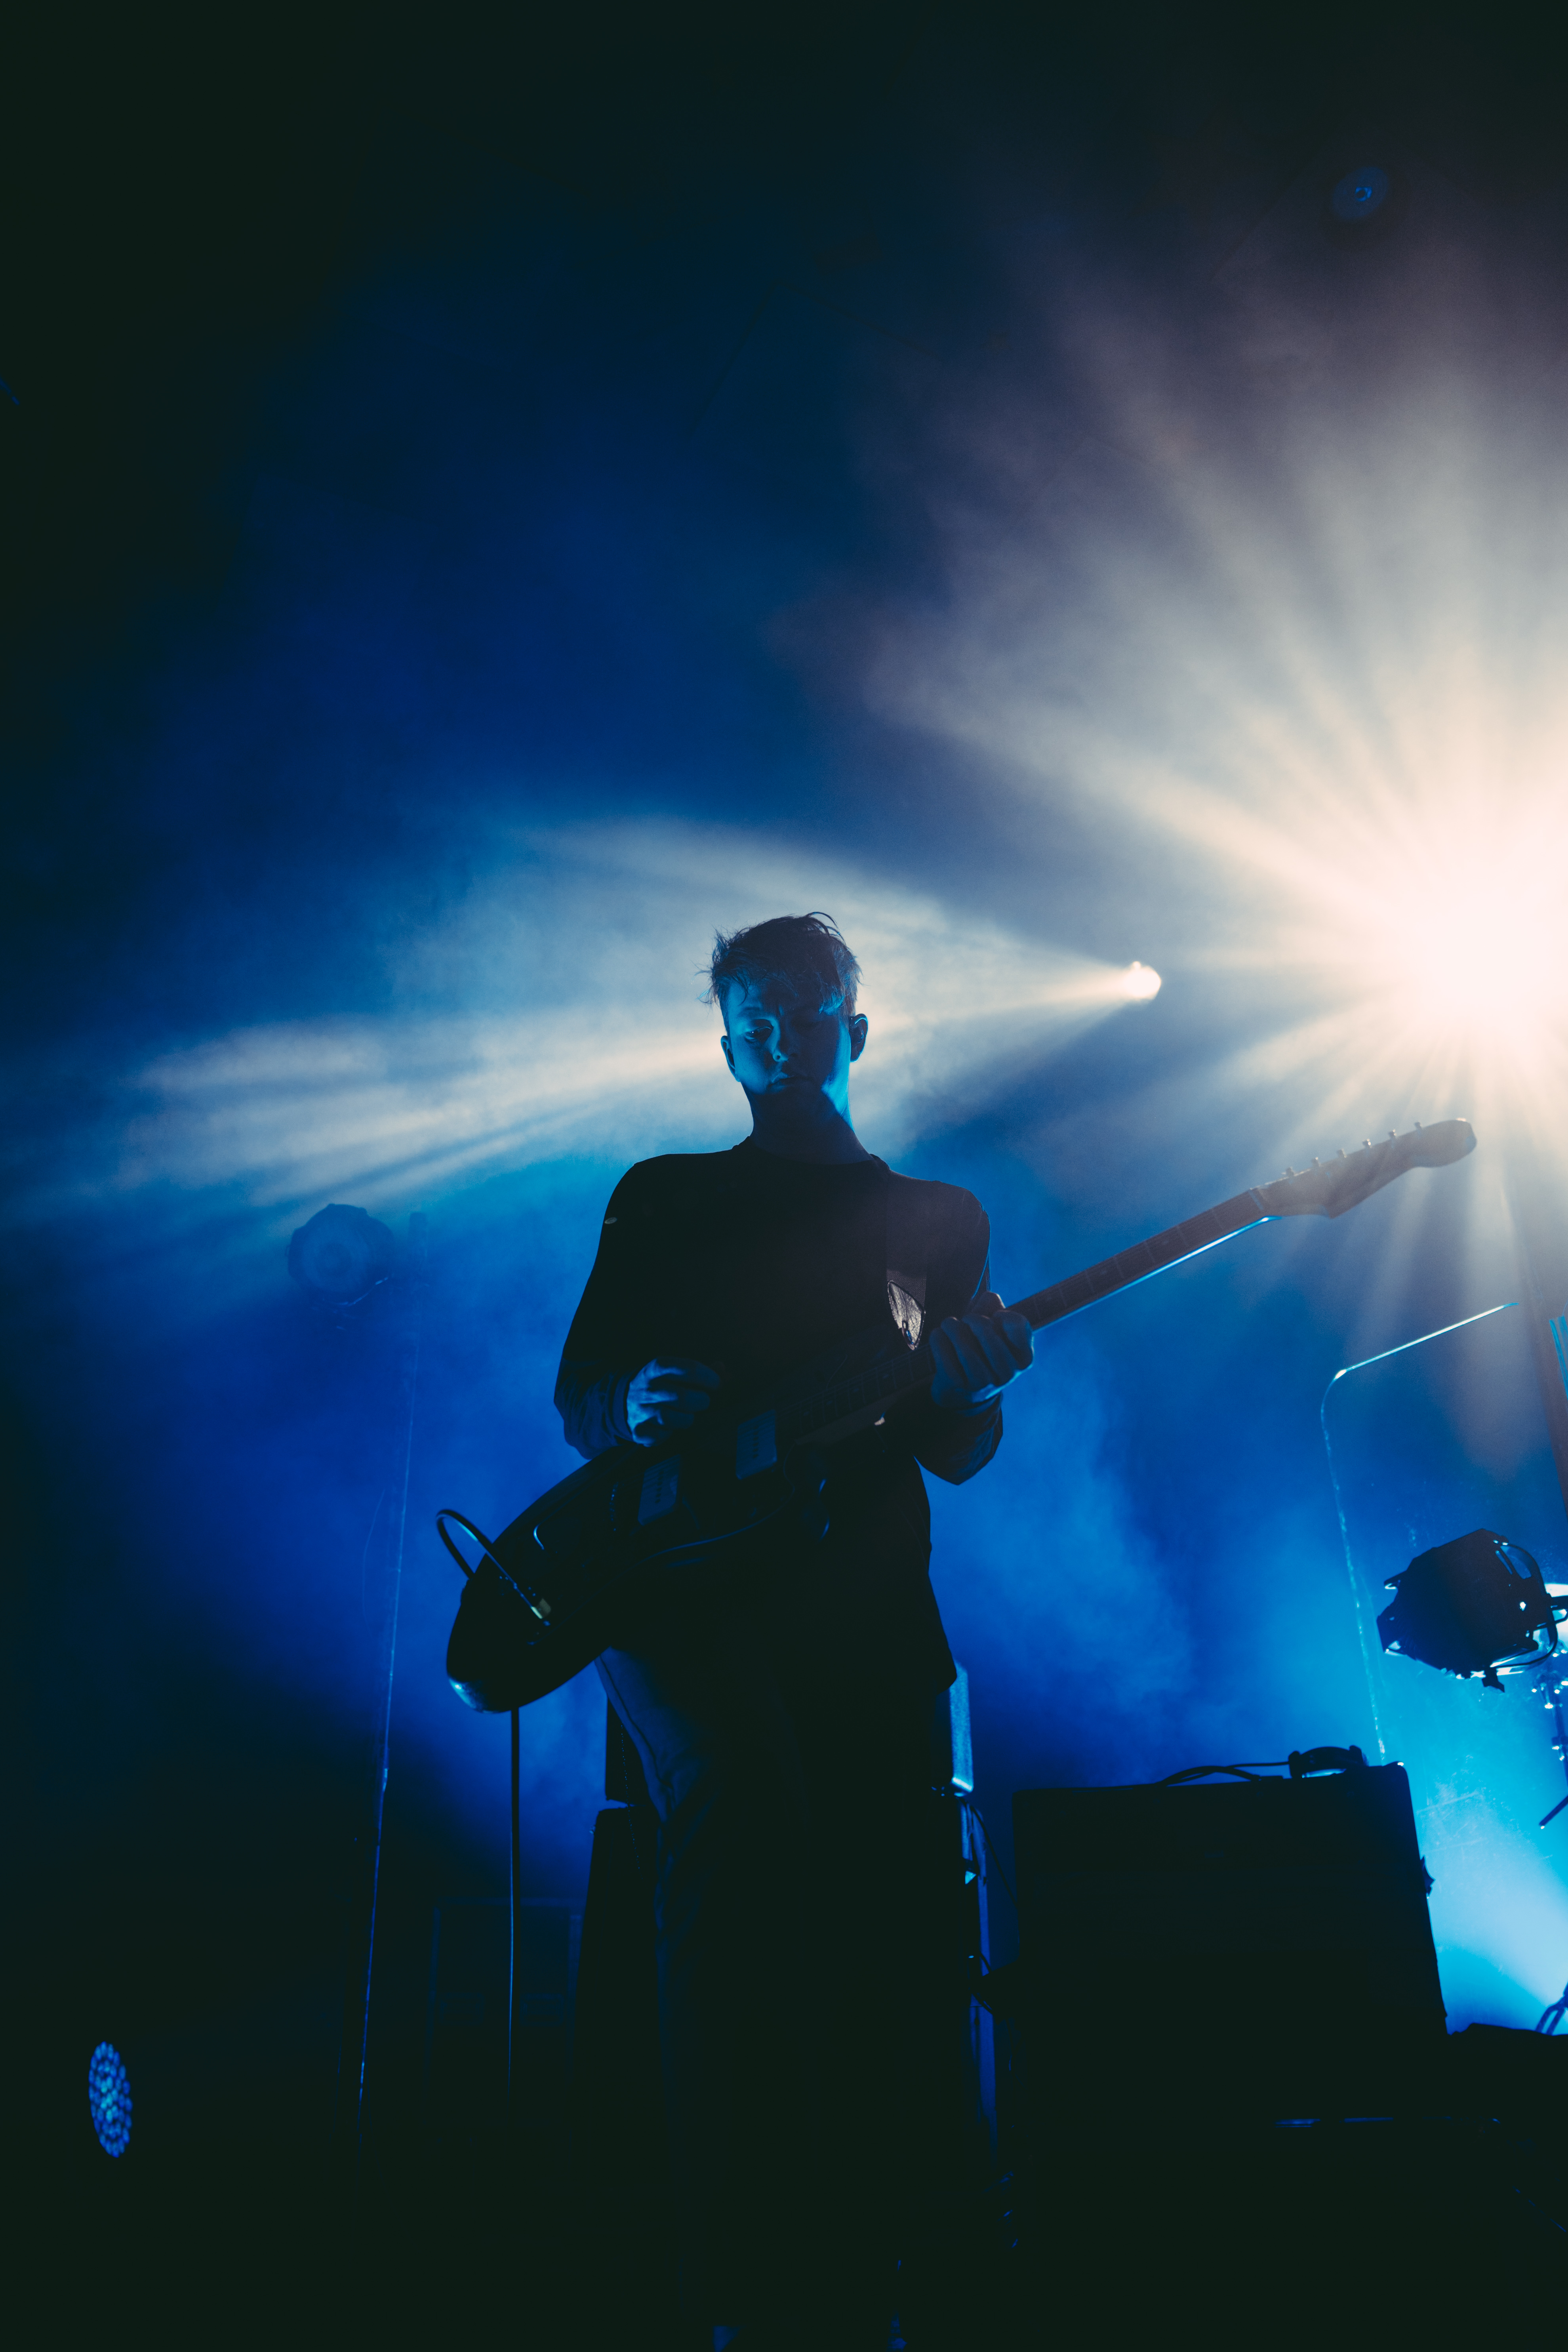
xmin=1391 ymin=896 xmax=1561 ymax=1032
xmin=1120 ymin=961 xmax=1162 ymax=1001
xmin=1366 ymin=831 xmax=1568 ymax=1072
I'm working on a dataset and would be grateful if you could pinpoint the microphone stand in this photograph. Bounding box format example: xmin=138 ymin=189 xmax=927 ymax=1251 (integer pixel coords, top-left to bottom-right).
xmin=335 ymin=1211 xmax=427 ymax=2174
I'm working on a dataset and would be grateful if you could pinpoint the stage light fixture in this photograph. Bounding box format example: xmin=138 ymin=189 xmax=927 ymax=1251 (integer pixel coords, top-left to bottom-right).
xmin=87 ymin=2041 xmax=132 ymax=2158
xmin=1378 ymin=1527 xmax=1564 ymax=1688
xmin=287 ymin=1202 xmax=396 ymax=1304
xmin=1120 ymin=961 xmax=1161 ymax=1000
xmin=1324 ymin=159 xmax=1408 ymax=247
xmin=1331 ymin=165 xmax=1390 ymax=225
xmin=1379 ymin=1530 xmax=1568 ymax=1842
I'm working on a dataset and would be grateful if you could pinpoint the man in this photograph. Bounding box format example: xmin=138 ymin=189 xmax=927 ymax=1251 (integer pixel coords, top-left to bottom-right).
xmin=522 ymin=915 xmax=1032 ymax=2348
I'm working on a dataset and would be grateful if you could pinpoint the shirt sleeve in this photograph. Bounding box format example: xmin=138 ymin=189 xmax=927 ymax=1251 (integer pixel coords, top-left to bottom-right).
xmin=554 ymin=1166 xmax=651 ymax=1458
xmin=911 ymin=1393 xmax=1004 ymax=1485
xmin=908 ymin=1193 xmax=1006 ymax=1485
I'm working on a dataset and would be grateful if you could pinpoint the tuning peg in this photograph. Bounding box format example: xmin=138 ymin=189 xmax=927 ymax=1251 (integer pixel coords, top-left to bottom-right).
xmin=1387 ymin=1129 xmax=1396 ymax=1141
xmin=1312 ymin=1157 xmax=1321 ymax=1167
xmin=1336 ymin=1148 xmax=1346 ymax=1160
xmin=1414 ymin=1120 xmax=1422 ymax=1130
xmin=1362 ymin=1138 xmax=1372 ymax=1148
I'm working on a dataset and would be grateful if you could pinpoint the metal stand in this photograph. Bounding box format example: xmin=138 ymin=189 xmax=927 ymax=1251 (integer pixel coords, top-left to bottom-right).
xmin=509 ymin=1704 xmax=522 ymax=2127
xmin=335 ymin=1211 xmax=427 ymax=2170
xmin=1539 ymin=1659 xmax=1568 ymax=1832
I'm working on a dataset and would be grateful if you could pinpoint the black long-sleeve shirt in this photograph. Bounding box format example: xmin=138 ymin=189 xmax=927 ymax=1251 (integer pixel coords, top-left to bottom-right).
xmin=555 ymin=1138 xmax=1003 ymax=1685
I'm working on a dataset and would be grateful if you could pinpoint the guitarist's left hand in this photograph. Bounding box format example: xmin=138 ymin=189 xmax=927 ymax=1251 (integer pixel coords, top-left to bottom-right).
xmin=929 ymin=1290 xmax=1035 ymax=1410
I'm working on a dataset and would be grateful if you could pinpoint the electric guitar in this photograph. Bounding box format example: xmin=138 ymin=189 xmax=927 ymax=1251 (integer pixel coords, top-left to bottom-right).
xmin=442 ymin=1117 xmax=1476 ymax=1710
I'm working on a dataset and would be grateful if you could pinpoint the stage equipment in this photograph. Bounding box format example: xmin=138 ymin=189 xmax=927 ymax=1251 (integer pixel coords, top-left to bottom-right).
xmin=1010 ymin=1751 xmax=1444 ymax=2134
xmin=1377 ymin=1524 xmax=1568 ymax=1838
xmin=443 ymin=1119 xmax=1477 ymax=1713
xmin=87 ymin=2040 xmax=132 ymax=2158
xmin=1378 ymin=1527 xmax=1563 ymax=1688
xmin=288 ymin=1202 xmax=395 ymax=1305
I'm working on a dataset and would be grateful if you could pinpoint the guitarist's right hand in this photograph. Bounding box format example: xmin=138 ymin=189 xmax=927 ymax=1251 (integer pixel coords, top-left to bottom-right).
xmin=625 ymin=1357 xmax=722 ymax=1445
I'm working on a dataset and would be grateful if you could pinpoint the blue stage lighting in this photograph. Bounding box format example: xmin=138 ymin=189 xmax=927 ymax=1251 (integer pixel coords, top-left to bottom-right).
xmin=1330 ymin=164 xmax=1391 ymax=225
xmin=87 ymin=2041 xmax=132 ymax=2158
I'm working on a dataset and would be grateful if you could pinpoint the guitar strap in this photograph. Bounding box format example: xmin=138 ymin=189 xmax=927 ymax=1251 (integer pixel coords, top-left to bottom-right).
xmin=885 ymin=1171 xmax=936 ymax=1351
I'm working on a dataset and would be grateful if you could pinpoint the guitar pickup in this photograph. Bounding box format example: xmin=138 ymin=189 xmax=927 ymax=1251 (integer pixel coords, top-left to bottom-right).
xmin=638 ymin=1457 xmax=682 ymax=1524
xmin=734 ymin=1412 xmax=777 ymax=1480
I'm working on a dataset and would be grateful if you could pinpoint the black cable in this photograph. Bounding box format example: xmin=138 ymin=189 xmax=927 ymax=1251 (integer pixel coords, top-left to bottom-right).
xmin=436 ymin=1508 xmax=554 ymax=1624
xmin=508 ymin=1706 xmax=521 ymax=2128
xmin=435 ymin=1509 xmax=493 ymax=1578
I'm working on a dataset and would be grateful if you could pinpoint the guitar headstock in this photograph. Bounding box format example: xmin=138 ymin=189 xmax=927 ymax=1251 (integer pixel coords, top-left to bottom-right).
xmin=1251 ymin=1118 xmax=1476 ymax=1220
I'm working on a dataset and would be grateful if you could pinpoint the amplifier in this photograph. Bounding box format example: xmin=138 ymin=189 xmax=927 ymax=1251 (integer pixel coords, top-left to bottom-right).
xmin=1012 ymin=1762 xmax=1445 ymax=2133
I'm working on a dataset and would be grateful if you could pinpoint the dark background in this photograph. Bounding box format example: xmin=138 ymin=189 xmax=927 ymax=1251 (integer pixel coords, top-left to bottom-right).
xmin=7 ymin=0 xmax=1568 ymax=2214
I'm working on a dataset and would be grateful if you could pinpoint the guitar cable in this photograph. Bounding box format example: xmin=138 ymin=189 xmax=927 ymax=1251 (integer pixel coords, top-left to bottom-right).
xmin=436 ymin=1509 xmax=486 ymax=1577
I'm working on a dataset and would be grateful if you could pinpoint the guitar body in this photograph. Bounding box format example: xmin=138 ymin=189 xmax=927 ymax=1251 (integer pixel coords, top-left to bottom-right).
xmin=443 ymin=1117 xmax=1477 ymax=1712
xmin=446 ymin=1319 xmax=925 ymax=1709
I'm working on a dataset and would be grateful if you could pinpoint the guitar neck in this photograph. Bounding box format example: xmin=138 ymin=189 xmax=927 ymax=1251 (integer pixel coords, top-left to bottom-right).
xmin=1011 ymin=1189 xmax=1269 ymax=1331
xmin=784 ymin=1187 xmax=1272 ymax=1451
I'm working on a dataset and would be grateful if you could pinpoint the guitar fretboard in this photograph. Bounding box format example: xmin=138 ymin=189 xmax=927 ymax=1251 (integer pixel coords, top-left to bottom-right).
xmin=1011 ymin=1190 xmax=1268 ymax=1331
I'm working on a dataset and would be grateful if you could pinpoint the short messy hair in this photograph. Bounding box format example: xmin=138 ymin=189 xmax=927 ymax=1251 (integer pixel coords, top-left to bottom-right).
xmin=705 ymin=912 xmax=861 ymax=1019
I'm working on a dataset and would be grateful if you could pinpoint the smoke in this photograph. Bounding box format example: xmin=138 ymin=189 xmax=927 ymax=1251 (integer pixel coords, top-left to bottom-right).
xmin=12 ymin=816 xmax=1136 ymax=1269
xmin=12 ymin=59 xmax=1568 ymax=2041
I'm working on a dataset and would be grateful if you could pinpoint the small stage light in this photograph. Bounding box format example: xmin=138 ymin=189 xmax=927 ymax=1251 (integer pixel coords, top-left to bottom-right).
xmin=1331 ymin=165 xmax=1390 ymax=225
xmin=288 ymin=1202 xmax=395 ymax=1304
xmin=87 ymin=2041 xmax=132 ymax=2158
xmin=1324 ymin=160 xmax=1407 ymax=248
xmin=1120 ymin=961 xmax=1162 ymax=1000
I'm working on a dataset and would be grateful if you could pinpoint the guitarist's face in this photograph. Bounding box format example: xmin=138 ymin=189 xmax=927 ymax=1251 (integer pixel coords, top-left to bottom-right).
xmin=719 ymin=978 xmax=868 ymax=1118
